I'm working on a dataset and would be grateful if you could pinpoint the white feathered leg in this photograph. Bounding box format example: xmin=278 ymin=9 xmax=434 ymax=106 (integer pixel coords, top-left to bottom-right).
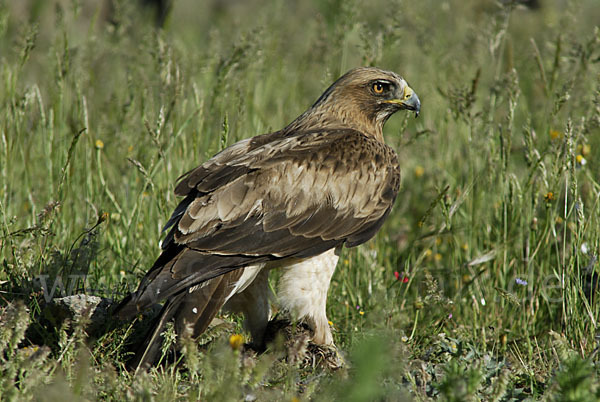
xmin=277 ymin=248 xmax=340 ymax=345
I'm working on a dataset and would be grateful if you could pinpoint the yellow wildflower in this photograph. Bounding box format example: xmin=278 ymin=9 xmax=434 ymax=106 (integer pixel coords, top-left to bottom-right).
xmin=20 ymin=346 xmax=40 ymax=358
xmin=581 ymin=144 xmax=591 ymax=156
xmin=95 ymin=139 xmax=104 ymax=149
xmin=415 ymin=165 xmax=425 ymax=178
xmin=98 ymin=211 xmax=109 ymax=224
xmin=229 ymin=334 xmax=244 ymax=350
xmin=549 ymin=130 xmax=561 ymax=140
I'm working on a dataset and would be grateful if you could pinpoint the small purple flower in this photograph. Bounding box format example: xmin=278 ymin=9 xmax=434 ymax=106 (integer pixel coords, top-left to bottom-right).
xmin=516 ymin=278 xmax=528 ymax=286
xmin=356 ymin=305 xmax=360 ymax=310
xmin=448 ymin=313 xmax=453 ymax=319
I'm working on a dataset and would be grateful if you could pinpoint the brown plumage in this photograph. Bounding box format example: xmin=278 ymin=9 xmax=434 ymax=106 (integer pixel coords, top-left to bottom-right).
xmin=115 ymin=67 xmax=420 ymax=370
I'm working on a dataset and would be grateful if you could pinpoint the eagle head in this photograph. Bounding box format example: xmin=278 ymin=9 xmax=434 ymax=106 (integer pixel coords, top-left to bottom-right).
xmin=295 ymin=67 xmax=420 ymax=140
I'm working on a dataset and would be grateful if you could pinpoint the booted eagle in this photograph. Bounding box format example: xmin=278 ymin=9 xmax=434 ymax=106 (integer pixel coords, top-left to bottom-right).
xmin=116 ymin=67 xmax=420 ymax=369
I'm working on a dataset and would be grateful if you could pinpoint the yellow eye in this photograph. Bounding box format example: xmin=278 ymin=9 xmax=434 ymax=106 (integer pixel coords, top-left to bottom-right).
xmin=373 ymin=83 xmax=384 ymax=94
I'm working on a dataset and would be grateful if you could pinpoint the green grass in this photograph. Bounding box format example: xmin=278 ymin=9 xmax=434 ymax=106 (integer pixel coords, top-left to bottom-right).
xmin=1 ymin=0 xmax=599 ymax=399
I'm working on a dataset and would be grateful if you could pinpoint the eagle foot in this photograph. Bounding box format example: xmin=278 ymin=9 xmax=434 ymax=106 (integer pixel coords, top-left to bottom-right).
xmin=261 ymin=317 xmax=345 ymax=370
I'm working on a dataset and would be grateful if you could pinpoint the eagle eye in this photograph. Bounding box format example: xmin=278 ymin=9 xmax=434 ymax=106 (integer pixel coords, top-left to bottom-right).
xmin=372 ymin=81 xmax=390 ymax=95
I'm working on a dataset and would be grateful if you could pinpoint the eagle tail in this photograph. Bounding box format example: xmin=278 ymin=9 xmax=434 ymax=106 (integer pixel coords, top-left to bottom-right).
xmin=128 ymin=292 xmax=186 ymax=372
xmin=121 ymin=269 xmax=246 ymax=371
xmin=112 ymin=293 xmax=138 ymax=320
xmin=173 ymin=269 xmax=244 ymax=337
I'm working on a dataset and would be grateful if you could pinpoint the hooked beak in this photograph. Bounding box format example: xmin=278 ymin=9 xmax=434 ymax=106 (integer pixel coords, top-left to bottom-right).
xmin=385 ymin=85 xmax=421 ymax=117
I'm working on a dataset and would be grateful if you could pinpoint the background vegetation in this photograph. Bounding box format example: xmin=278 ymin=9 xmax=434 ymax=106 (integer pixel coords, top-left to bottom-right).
xmin=1 ymin=0 xmax=599 ymax=399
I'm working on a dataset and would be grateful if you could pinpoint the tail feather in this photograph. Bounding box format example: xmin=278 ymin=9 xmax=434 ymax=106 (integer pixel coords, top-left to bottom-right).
xmin=175 ymin=269 xmax=244 ymax=338
xmin=124 ymin=269 xmax=245 ymax=372
xmin=119 ymin=248 xmax=261 ymax=317
xmin=128 ymin=292 xmax=186 ymax=372
xmin=113 ymin=293 xmax=138 ymax=320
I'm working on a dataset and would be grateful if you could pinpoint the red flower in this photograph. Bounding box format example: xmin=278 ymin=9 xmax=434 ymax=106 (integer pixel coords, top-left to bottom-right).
xmin=394 ymin=271 xmax=409 ymax=283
